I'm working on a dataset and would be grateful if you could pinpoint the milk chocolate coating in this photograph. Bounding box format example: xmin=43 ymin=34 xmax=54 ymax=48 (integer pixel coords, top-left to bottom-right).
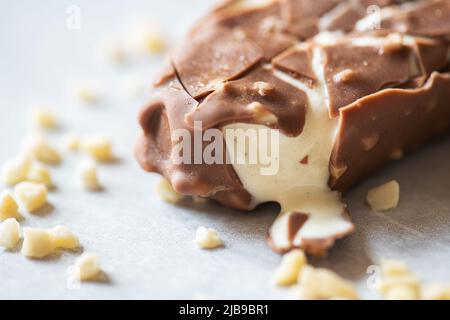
xmin=173 ymin=26 xmax=264 ymax=98
xmin=380 ymin=0 xmax=450 ymax=37
xmin=136 ymin=0 xmax=450 ymax=255
xmin=281 ymin=0 xmax=339 ymax=38
xmin=185 ymin=67 xmax=308 ymax=136
xmin=330 ymin=72 xmax=450 ymax=192
xmin=136 ymin=66 xmax=253 ymax=210
xmin=323 ymin=42 xmax=420 ymax=117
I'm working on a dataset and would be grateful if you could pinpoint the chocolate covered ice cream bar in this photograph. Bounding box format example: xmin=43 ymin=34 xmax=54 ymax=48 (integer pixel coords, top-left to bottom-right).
xmin=136 ymin=0 xmax=450 ymax=255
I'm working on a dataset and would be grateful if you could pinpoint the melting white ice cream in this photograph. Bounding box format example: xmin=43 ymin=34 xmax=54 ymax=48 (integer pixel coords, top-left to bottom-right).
xmin=223 ymin=46 xmax=353 ymax=251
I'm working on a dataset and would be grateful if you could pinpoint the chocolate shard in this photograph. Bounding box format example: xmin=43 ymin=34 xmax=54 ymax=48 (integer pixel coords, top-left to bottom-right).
xmin=325 ymin=2 xmax=365 ymax=33
xmin=173 ymin=26 xmax=264 ymax=99
xmin=281 ymin=0 xmax=340 ymax=38
xmin=267 ymin=201 xmax=355 ymax=256
xmin=380 ymin=0 xmax=450 ymax=38
xmin=214 ymin=1 xmax=297 ymax=59
xmin=330 ymin=72 xmax=450 ymax=192
xmin=272 ymin=43 xmax=316 ymax=86
xmin=319 ymin=0 xmax=403 ymax=33
xmin=322 ymin=37 xmax=422 ymax=117
xmin=413 ymin=38 xmax=450 ymax=79
xmin=287 ymin=212 xmax=309 ymax=241
xmin=185 ymin=67 xmax=307 ymax=137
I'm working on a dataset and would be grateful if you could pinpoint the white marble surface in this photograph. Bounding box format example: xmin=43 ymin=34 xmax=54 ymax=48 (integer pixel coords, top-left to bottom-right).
xmin=0 ymin=0 xmax=449 ymax=300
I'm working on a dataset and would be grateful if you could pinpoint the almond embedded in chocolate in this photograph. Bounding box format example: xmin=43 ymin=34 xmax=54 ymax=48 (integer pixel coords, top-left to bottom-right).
xmin=333 ymin=68 xmax=355 ymax=83
xmin=361 ymin=133 xmax=380 ymax=151
xmin=253 ymin=81 xmax=275 ymax=96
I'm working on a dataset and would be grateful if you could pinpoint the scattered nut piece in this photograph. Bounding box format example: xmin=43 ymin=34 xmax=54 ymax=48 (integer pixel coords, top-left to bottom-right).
xmin=75 ymin=159 xmax=100 ymax=190
xmin=128 ymin=21 xmax=166 ymax=55
xmin=70 ymin=252 xmax=102 ymax=281
xmin=1 ymin=154 xmax=32 ymax=185
xmin=27 ymin=163 xmax=52 ymax=187
xmin=0 ymin=191 xmax=22 ymax=221
xmin=61 ymin=133 xmax=80 ymax=151
xmin=21 ymin=225 xmax=79 ymax=258
xmin=47 ymin=225 xmax=79 ymax=249
xmin=156 ymin=178 xmax=183 ymax=204
xmin=70 ymin=83 xmax=98 ymax=104
xmin=0 ymin=218 xmax=20 ymax=249
xmin=272 ymin=249 xmax=307 ymax=286
xmin=194 ymin=226 xmax=223 ymax=249
xmin=23 ymin=135 xmax=62 ymax=165
xmin=366 ymin=180 xmax=400 ymax=212
xmin=384 ymin=285 xmax=418 ymax=300
xmin=380 ymin=259 xmax=410 ymax=276
xmin=14 ymin=181 xmax=48 ymax=212
xmin=378 ymin=259 xmax=420 ymax=300
xmin=295 ymin=266 xmax=359 ymax=300
xmin=97 ymin=39 xmax=126 ymax=64
xmin=30 ymin=107 xmax=58 ymax=129
xmin=81 ymin=136 xmax=113 ymax=162
xmin=377 ymin=260 xmax=450 ymax=300
xmin=421 ymin=284 xmax=450 ymax=300
xmin=21 ymin=227 xmax=54 ymax=258
xmin=379 ymin=274 xmax=420 ymax=296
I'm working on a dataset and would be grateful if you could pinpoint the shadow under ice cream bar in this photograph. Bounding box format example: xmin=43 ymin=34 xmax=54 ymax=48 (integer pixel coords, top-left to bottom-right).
xmin=135 ymin=0 xmax=450 ymax=255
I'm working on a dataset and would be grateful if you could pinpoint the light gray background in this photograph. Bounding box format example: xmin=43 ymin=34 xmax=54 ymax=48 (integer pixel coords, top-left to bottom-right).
xmin=0 ymin=0 xmax=449 ymax=300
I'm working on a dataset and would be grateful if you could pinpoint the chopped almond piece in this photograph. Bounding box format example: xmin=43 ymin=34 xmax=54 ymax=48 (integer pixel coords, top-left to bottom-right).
xmin=0 ymin=218 xmax=20 ymax=249
xmin=272 ymin=249 xmax=307 ymax=286
xmin=0 ymin=191 xmax=22 ymax=221
xmin=295 ymin=266 xmax=359 ymax=300
xmin=194 ymin=226 xmax=223 ymax=249
xmin=366 ymin=180 xmax=400 ymax=211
